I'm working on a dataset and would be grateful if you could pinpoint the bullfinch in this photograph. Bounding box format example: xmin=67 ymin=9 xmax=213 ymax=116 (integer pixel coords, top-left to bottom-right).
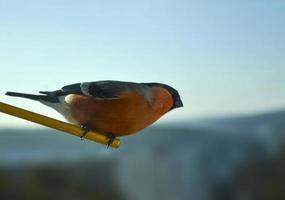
xmin=6 ymin=80 xmax=183 ymax=145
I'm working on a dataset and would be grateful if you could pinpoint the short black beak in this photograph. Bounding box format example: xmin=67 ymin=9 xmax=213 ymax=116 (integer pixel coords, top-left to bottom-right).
xmin=175 ymin=98 xmax=183 ymax=108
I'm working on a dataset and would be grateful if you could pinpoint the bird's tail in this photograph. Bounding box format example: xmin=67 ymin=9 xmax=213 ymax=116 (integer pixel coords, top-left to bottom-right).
xmin=5 ymin=91 xmax=52 ymax=102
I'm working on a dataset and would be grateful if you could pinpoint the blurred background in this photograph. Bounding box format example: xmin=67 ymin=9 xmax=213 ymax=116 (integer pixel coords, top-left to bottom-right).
xmin=0 ymin=0 xmax=285 ymax=199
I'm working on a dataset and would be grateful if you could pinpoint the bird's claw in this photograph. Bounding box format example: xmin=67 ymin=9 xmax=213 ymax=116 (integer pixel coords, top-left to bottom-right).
xmin=80 ymin=125 xmax=90 ymax=140
xmin=107 ymin=133 xmax=116 ymax=148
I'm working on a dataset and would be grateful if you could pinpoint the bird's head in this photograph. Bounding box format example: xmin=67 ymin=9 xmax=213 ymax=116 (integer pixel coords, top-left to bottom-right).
xmin=145 ymin=83 xmax=183 ymax=111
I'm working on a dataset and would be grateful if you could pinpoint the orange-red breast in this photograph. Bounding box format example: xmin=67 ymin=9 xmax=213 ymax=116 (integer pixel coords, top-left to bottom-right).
xmin=6 ymin=80 xmax=183 ymax=143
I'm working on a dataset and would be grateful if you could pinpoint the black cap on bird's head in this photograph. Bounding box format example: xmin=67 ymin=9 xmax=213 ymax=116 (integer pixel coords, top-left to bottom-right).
xmin=145 ymin=83 xmax=183 ymax=111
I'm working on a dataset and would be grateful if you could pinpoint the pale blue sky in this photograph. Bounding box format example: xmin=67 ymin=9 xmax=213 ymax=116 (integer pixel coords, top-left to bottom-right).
xmin=0 ymin=0 xmax=285 ymax=127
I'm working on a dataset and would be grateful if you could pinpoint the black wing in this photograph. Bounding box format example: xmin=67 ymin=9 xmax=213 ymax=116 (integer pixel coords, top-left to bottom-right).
xmin=61 ymin=80 xmax=149 ymax=99
xmin=38 ymin=83 xmax=82 ymax=97
xmin=61 ymin=83 xmax=82 ymax=94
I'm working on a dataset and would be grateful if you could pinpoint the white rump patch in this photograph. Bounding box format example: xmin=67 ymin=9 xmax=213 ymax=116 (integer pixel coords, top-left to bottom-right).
xmin=64 ymin=94 xmax=75 ymax=104
xmin=39 ymin=95 xmax=79 ymax=124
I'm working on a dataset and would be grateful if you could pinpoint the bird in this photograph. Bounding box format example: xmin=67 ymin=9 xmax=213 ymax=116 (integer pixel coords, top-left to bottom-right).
xmin=6 ymin=80 xmax=183 ymax=145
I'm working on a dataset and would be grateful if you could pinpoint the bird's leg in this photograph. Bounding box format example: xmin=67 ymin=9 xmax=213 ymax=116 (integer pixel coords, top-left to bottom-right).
xmin=80 ymin=125 xmax=90 ymax=140
xmin=106 ymin=133 xmax=116 ymax=148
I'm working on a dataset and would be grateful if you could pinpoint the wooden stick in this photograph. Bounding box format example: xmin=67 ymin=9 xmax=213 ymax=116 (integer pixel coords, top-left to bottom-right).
xmin=0 ymin=102 xmax=120 ymax=148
